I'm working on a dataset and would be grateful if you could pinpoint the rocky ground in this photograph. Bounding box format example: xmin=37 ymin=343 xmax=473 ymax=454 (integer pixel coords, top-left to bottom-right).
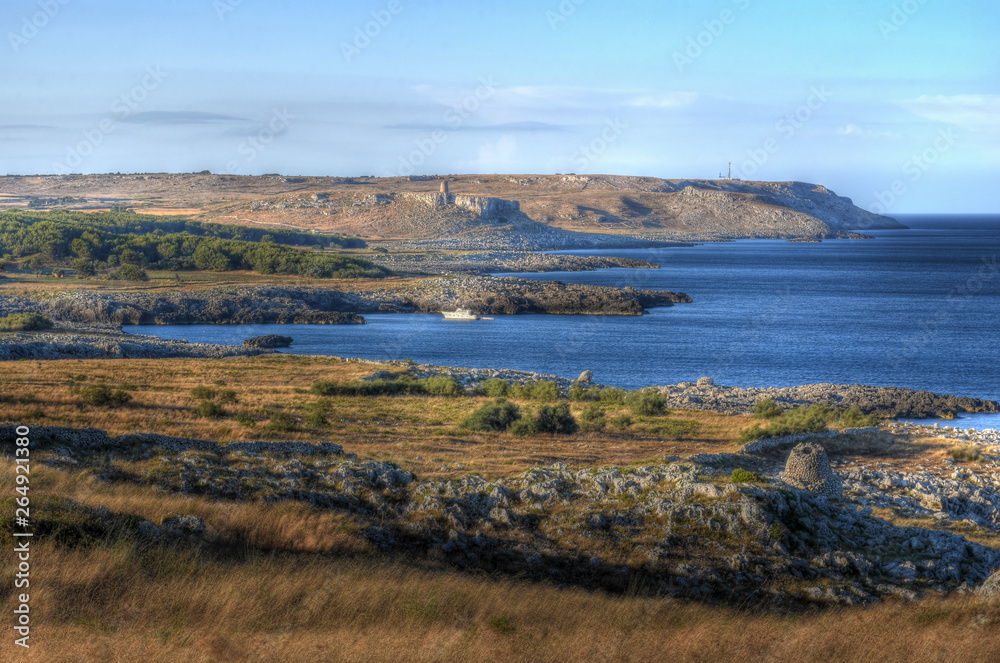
xmin=368 ymin=252 xmax=668 ymax=276
xmin=10 ymin=421 xmax=1000 ymax=607
xmin=0 ymin=330 xmax=273 ymax=360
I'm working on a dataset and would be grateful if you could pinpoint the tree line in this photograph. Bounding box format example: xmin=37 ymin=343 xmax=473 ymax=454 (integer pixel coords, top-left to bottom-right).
xmin=0 ymin=210 xmax=385 ymax=280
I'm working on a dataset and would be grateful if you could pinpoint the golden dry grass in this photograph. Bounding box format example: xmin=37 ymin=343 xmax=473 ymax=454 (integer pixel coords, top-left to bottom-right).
xmin=0 ymin=356 xmax=751 ymax=481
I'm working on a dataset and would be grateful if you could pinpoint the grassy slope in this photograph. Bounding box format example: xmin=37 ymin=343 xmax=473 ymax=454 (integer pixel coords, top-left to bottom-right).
xmin=3 ymin=356 xmax=1000 ymax=662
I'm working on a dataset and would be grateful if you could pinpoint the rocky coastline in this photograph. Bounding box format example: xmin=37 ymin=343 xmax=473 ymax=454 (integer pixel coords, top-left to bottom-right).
xmin=0 ymin=276 xmax=691 ymax=326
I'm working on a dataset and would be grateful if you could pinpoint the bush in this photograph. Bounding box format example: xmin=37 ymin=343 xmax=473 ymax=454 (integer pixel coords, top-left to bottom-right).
xmin=534 ymin=403 xmax=578 ymax=434
xmin=840 ymin=405 xmax=880 ymax=428
xmin=508 ymin=417 xmax=538 ymax=437
xmin=190 ymin=386 xmax=216 ymax=400
xmin=568 ymin=382 xmax=601 ymax=402
xmin=608 ymin=414 xmax=633 ymax=430
xmin=234 ymin=413 xmax=256 ymax=428
xmin=421 ymin=375 xmax=463 ymax=397
xmin=0 ymin=311 xmax=45 ymax=331
xmin=216 ymin=389 xmax=238 ymax=404
xmin=265 ymin=412 xmax=297 ymax=432
xmin=578 ymin=402 xmax=606 ymax=431
xmin=79 ymin=384 xmax=131 ymax=407
xmin=196 ymin=400 xmax=226 ymax=418
xmin=107 ymin=264 xmax=149 ymax=281
xmin=462 ymin=398 xmax=521 ymax=432
xmin=598 ymin=387 xmax=626 ymax=403
xmin=737 ymin=425 xmax=769 ymax=445
xmin=730 ymin=468 xmax=761 ymax=483
xmin=0 ymin=312 xmax=54 ymax=332
xmin=310 ymin=376 xmax=425 ymax=397
xmin=512 ymin=380 xmax=560 ymax=402
xmin=304 ymin=399 xmax=332 ymax=427
xmin=753 ymin=398 xmax=783 ymax=419
xmin=477 ymin=378 xmax=511 ymax=398
xmin=625 ymin=388 xmax=666 ymax=416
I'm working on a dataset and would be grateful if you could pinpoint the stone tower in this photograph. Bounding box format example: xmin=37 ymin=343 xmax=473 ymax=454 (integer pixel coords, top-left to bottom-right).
xmin=781 ymin=442 xmax=842 ymax=497
xmin=440 ymin=180 xmax=449 ymax=195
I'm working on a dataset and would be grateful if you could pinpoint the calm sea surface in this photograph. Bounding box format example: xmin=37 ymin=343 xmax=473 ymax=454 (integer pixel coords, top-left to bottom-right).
xmin=126 ymin=215 xmax=1000 ymax=423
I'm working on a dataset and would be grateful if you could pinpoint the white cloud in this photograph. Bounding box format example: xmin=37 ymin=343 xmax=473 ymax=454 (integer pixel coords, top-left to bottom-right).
xmin=897 ymin=94 xmax=1000 ymax=132
xmin=836 ymin=123 xmax=901 ymax=139
xmin=477 ymin=134 xmax=518 ymax=167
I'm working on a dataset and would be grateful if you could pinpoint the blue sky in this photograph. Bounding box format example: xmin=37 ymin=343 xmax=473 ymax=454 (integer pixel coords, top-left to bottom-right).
xmin=1 ymin=0 xmax=997 ymax=212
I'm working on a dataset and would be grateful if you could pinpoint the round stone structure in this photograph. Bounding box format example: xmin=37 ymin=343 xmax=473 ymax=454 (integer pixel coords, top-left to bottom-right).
xmin=780 ymin=442 xmax=842 ymax=497
xmin=696 ymin=376 xmax=714 ymax=387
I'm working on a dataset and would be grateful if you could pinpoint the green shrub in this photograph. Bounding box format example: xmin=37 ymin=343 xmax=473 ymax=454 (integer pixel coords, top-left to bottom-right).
xmin=462 ymin=398 xmax=521 ymax=432
xmin=216 ymin=389 xmax=238 ymax=404
xmin=234 ymin=413 xmax=256 ymax=428
xmin=730 ymin=468 xmax=761 ymax=483
xmin=310 ymin=376 xmax=425 ymax=397
xmin=598 ymin=387 xmax=626 ymax=403
xmin=196 ymin=400 xmax=226 ymax=418
xmin=107 ymin=264 xmax=149 ymax=281
xmin=420 ymin=375 xmax=463 ymax=397
xmin=568 ymin=382 xmax=601 ymax=401
xmin=477 ymin=378 xmax=511 ymax=398
xmin=190 ymin=385 xmax=216 ymax=400
xmin=737 ymin=425 xmax=769 ymax=445
xmin=508 ymin=417 xmax=538 ymax=437
xmin=79 ymin=384 xmax=131 ymax=407
xmin=512 ymin=380 xmax=560 ymax=402
xmin=265 ymin=412 xmax=297 ymax=432
xmin=0 ymin=312 xmax=54 ymax=332
xmin=534 ymin=403 xmax=578 ymax=434
xmin=608 ymin=414 xmax=633 ymax=430
xmin=753 ymin=398 xmax=783 ymax=418
xmin=840 ymin=406 xmax=880 ymax=428
xmin=304 ymin=399 xmax=332 ymax=427
xmin=579 ymin=402 xmax=606 ymax=431
xmin=625 ymin=388 xmax=666 ymax=416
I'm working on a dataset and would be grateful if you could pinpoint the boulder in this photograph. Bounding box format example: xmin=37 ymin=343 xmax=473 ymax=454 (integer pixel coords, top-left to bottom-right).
xmin=159 ymin=513 xmax=207 ymax=538
xmin=781 ymin=442 xmax=842 ymax=497
xmin=978 ymin=570 xmax=1000 ymax=600
xmin=696 ymin=376 xmax=714 ymax=388
xmin=577 ymin=370 xmax=593 ymax=383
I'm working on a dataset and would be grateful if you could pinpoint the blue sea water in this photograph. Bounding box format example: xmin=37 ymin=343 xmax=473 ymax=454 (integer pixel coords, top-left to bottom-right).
xmin=126 ymin=215 xmax=1000 ymax=419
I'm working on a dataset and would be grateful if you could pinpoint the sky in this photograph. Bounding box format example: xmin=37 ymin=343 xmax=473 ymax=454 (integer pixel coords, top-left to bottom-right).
xmin=1 ymin=0 xmax=997 ymax=213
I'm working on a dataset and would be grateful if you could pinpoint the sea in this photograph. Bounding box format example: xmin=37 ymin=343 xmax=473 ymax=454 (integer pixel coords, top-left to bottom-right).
xmin=125 ymin=214 xmax=1000 ymax=427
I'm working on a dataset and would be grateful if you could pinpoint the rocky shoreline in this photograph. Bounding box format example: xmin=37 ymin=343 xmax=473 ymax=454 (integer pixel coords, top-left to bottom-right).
xmin=0 ymin=276 xmax=691 ymax=326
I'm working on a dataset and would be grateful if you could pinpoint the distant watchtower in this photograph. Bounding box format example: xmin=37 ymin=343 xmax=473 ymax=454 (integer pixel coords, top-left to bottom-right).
xmin=440 ymin=180 xmax=449 ymax=195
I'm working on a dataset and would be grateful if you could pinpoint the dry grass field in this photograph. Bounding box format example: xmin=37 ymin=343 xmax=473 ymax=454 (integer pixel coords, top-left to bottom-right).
xmin=3 ymin=355 xmax=1000 ymax=662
